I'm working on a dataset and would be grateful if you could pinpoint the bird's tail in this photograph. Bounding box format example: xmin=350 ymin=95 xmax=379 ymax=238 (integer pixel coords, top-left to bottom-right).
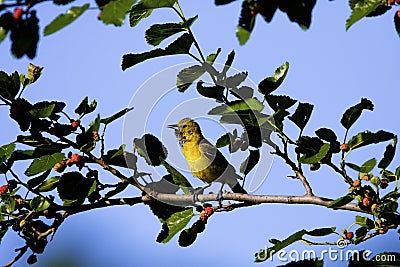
xmin=230 ymin=182 xmax=248 ymax=194
xmin=226 ymin=173 xmax=248 ymax=194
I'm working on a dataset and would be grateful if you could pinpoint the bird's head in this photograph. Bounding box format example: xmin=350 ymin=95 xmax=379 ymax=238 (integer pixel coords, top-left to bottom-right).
xmin=168 ymin=118 xmax=203 ymax=144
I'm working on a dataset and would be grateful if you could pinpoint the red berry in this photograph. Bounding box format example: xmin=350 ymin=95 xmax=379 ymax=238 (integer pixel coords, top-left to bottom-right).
xmin=0 ymin=185 xmax=8 ymax=195
xmin=388 ymin=0 xmax=395 ymax=4
xmin=340 ymin=143 xmax=350 ymax=152
xmin=92 ymin=131 xmax=99 ymax=141
xmin=362 ymin=174 xmax=370 ymax=181
xmin=13 ymin=8 xmax=23 ymax=22
xmin=54 ymin=161 xmax=67 ymax=172
xmin=250 ymin=10 xmax=256 ymax=16
xmin=346 ymin=231 xmax=354 ymax=240
xmin=378 ymin=227 xmax=388 ymax=234
xmin=362 ymin=197 xmax=371 ymax=207
xmin=380 ymin=179 xmax=389 ymax=189
xmin=398 ymin=9 xmax=400 ymax=18
xmin=71 ymin=120 xmax=79 ymax=129
xmin=204 ymin=207 xmax=214 ymax=216
xmin=70 ymin=154 xmax=80 ymax=164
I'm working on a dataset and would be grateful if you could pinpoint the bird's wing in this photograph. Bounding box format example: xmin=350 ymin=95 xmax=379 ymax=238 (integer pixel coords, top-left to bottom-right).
xmin=198 ymin=139 xmax=218 ymax=162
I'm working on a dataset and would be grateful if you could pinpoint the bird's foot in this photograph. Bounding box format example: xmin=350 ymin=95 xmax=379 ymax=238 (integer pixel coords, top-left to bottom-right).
xmin=192 ymin=184 xmax=211 ymax=204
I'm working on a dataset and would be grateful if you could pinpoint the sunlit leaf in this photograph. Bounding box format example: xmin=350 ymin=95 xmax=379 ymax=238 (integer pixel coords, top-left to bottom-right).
xmin=348 ymin=130 xmax=395 ymax=150
xmin=44 ymin=4 xmax=89 ymax=36
xmin=258 ymin=62 xmax=289 ymax=96
xmin=340 ymin=98 xmax=373 ymax=130
xmin=24 ymin=152 xmax=65 ymax=177
xmin=100 ymin=0 xmax=136 ymax=26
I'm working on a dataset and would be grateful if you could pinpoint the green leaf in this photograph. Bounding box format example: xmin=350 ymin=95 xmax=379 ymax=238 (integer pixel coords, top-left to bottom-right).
xmin=0 ymin=143 xmax=15 ymax=165
xmin=216 ymin=133 xmax=230 ymax=148
xmin=0 ymin=27 xmax=8 ymax=44
xmin=29 ymin=196 xmax=51 ymax=212
xmin=0 ymin=227 xmax=7 ymax=244
xmin=29 ymin=102 xmax=56 ymax=118
xmin=327 ymin=194 xmax=354 ymax=209
xmin=360 ymin=158 xmax=376 ymax=173
xmin=258 ymin=62 xmax=289 ymax=96
xmin=355 ymin=215 xmax=374 ymax=229
xmin=208 ymin=98 xmax=264 ymax=115
xmin=288 ymin=102 xmax=314 ymax=131
xmin=177 ymin=65 xmax=206 ymax=92
xmin=236 ymin=0 xmax=256 ymax=45
xmin=37 ymin=176 xmax=61 ymax=192
xmin=75 ymin=96 xmax=97 ymax=115
xmin=255 ymin=229 xmax=308 ymax=262
xmin=395 ymin=11 xmax=400 ymax=38
xmin=122 ymin=33 xmax=194 ymax=70
xmin=307 ymin=227 xmax=336 ymax=236
xmin=346 ymin=0 xmax=383 ymax=30
xmin=145 ymin=15 xmax=197 ymax=46
xmin=378 ymin=136 xmax=397 ymax=169
xmin=221 ymin=50 xmax=235 ymax=77
xmin=134 ymin=134 xmax=167 ymax=166
xmin=225 ymin=72 xmax=248 ymax=88
xmin=0 ymin=71 xmax=20 ymax=101
xmin=129 ymin=0 xmax=176 ymax=27
xmin=160 ymin=159 xmax=192 ymax=194
xmin=315 ymin=128 xmax=338 ymax=143
xmin=159 ymin=208 xmax=194 ymax=243
xmin=265 ymin=95 xmax=297 ymax=112
xmin=240 ymin=149 xmax=260 ymax=175
xmin=348 ymin=130 xmax=395 ymax=150
xmin=44 ymin=4 xmax=89 ymax=36
xmin=100 ymin=0 xmax=136 ymax=26
xmin=196 ymin=82 xmax=224 ymax=101
xmin=100 ymin=107 xmax=133 ymax=124
xmin=27 ymin=169 xmax=51 ymax=189
xmin=345 ymin=162 xmax=361 ymax=172
xmin=340 ymin=98 xmax=373 ymax=130
xmin=299 ymin=143 xmax=330 ymax=164
xmin=102 ymin=145 xmax=137 ymax=169
xmin=206 ymin=48 xmax=221 ymax=63
xmin=24 ymin=152 xmax=65 ymax=177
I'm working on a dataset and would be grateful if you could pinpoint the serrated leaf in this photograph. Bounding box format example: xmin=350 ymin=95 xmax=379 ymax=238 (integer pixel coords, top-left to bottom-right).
xmin=346 ymin=0 xmax=383 ymax=30
xmin=57 ymin=172 xmax=95 ymax=206
xmin=44 ymin=4 xmax=89 ymax=36
xmin=0 ymin=71 xmax=20 ymax=101
xmin=360 ymin=158 xmax=376 ymax=173
xmin=0 ymin=143 xmax=15 ymax=165
xmin=75 ymin=96 xmax=97 ymax=115
xmin=37 ymin=176 xmax=61 ymax=192
xmin=134 ymin=134 xmax=167 ymax=166
xmin=122 ymin=33 xmax=194 ymax=70
xmin=299 ymin=143 xmax=330 ymax=164
xmin=129 ymin=0 xmax=176 ymax=27
xmin=221 ymin=50 xmax=235 ymax=77
xmin=240 ymin=149 xmax=260 ymax=175
xmin=378 ymin=136 xmax=397 ymax=169
xmin=348 ymin=130 xmax=395 ymax=150
xmin=258 ymin=62 xmax=289 ymax=96
xmin=208 ymin=98 xmax=264 ymax=115
xmin=29 ymin=196 xmax=51 ymax=212
xmin=24 ymin=152 xmax=65 ymax=177
xmin=265 ymin=95 xmax=297 ymax=112
xmin=159 ymin=208 xmax=194 ymax=243
xmin=100 ymin=107 xmax=133 ymax=124
xmin=216 ymin=133 xmax=230 ymax=148
xmin=327 ymin=194 xmax=354 ymax=209
xmin=100 ymin=0 xmax=136 ymax=26
xmin=160 ymin=159 xmax=192 ymax=194
xmin=282 ymin=0 xmax=316 ymax=30
xmin=177 ymin=65 xmax=206 ymax=92
xmin=288 ymin=102 xmax=314 ymax=131
xmin=145 ymin=15 xmax=197 ymax=46
xmin=225 ymin=72 xmax=248 ymax=88
xmin=340 ymin=98 xmax=373 ymax=130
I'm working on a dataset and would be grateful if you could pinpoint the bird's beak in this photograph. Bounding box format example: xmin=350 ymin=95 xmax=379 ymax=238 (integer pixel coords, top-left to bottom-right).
xmin=168 ymin=124 xmax=178 ymax=130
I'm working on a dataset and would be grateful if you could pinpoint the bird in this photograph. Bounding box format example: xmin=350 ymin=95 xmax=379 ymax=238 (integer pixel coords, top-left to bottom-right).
xmin=168 ymin=118 xmax=247 ymax=201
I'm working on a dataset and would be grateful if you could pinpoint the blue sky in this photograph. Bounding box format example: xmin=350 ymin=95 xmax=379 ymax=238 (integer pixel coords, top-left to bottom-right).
xmin=1 ymin=0 xmax=399 ymax=266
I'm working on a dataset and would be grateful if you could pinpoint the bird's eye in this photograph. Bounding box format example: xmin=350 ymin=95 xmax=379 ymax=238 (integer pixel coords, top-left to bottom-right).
xmin=182 ymin=125 xmax=187 ymax=128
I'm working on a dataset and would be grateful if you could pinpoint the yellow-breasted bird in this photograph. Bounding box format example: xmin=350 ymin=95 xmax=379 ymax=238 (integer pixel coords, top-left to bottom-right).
xmin=168 ymin=118 xmax=247 ymax=198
